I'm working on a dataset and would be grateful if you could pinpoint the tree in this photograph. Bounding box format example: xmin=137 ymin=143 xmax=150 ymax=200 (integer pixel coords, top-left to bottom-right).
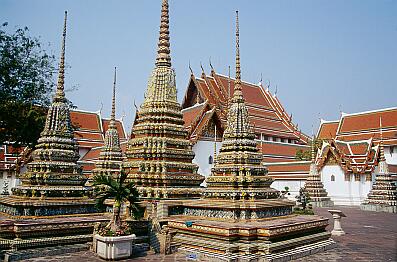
xmin=93 ymin=170 xmax=142 ymax=234
xmin=295 ymin=137 xmax=323 ymax=161
xmin=0 ymin=22 xmax=56 ymax=147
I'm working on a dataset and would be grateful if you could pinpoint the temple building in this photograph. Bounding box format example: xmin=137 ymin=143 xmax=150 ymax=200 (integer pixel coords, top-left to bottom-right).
xmin=166 ymin=11 xmax=334 ymax=260
xmin=0 ymin=12 xmax=95 ymax=216
xmin=123 ymin=0 xmax=204 ymax=200
xmin=316 ymin=107 xmax=397 ymax=205
xmin=180 ymin=51 xmax=311 ymax=193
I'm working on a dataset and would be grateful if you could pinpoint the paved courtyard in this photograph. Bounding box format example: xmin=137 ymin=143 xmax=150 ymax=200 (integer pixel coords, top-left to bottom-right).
xmin=23 ymin=206 xmax=397 ymax=262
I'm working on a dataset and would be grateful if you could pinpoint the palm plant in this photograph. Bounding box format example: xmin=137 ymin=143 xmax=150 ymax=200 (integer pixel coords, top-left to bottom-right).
xmin=93 ymin=169 xmax=142 ymax=233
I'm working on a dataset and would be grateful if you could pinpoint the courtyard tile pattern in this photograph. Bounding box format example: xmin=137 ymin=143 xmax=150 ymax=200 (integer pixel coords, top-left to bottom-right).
xmin=23 ymin=206 xmax=397 ymax=262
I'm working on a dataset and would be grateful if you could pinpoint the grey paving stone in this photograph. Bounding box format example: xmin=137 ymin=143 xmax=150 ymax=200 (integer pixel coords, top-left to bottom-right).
xmin=22 ymin=206 xmax=397 ymax=262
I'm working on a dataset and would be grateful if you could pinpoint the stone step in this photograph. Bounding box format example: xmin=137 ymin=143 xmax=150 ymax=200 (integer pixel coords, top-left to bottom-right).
xmin=3 ymin=243 xmax=89 ymax=262
xmin=1 ymin=234 xmax=92 ymax=251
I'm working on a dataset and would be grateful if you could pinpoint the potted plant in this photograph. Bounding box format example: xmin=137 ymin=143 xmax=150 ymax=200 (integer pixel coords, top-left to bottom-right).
xmin=93 ymin=170 xmax=142 ymax=260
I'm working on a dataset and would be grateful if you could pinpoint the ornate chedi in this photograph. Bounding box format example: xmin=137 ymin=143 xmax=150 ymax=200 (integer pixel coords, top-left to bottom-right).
xmin=165 ymin=12 xmax=335 ymax=261
xmin=0 ymin=12 xmax=95 ymax=217
xmin=91 ymin=68 xmax=123 ymax=180
xmin=361 ymin=119 xmax=397 ymax=213
xmin=303 ymin=136 xmax=334 ymax=207
xmin=124 ymin=0 xmax=204 ymax=199
xmin=203 ymin=11 xmax=278 ymax=201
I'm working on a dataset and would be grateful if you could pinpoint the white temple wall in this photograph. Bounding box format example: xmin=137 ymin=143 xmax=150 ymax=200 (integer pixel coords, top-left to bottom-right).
xmin=192 ymin=140 xmax=221 ymax=186
xmin=271 ymin=179 xmax=304 ymax=201
xmin=321 ymin=165 xmax=371 ymax=206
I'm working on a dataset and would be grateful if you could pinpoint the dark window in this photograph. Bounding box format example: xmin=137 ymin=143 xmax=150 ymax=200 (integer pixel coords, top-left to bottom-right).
xmin=209 ymin=156 xmax=213 ymax=164
xmin=331 ymin=175 xmax=335 ymax=182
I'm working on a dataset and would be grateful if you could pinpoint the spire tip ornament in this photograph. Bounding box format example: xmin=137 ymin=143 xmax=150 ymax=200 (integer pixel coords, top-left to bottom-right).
xmin=110 ymin=67 xmax=117 ymax=128
xmin=155 ymin=0 xmax=171 ymax=67
xmin=55 ymin=11 xmax=68 ymax=102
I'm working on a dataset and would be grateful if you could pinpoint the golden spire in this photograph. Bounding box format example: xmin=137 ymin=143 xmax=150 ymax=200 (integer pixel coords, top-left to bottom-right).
xmin=110 ymin=67 xmax=117 ymax=129
xmin=55 ymin=11 xmax=67 ymax=102
xmin=379 ymin=117 xmax=386 ymax=162
xmin=155 ymin=0 xmax=171 ymax=67
xmin=234 ymin=10 xmax=242 ymax=96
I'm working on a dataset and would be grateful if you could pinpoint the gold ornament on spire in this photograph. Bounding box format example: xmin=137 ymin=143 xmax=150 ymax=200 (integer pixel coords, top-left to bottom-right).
xmin=156 ymin=0 xmax=171 ymax=67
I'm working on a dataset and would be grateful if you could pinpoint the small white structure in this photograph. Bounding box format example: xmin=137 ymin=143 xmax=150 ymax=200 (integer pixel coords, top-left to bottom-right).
xmin=328 ymin=210 xmax=346 ymax=236
xmin=94 ymin=234 xmax=136 ymax=260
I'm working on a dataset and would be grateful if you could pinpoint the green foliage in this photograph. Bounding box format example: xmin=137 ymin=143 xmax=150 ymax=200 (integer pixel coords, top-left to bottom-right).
xmin=293 ymin=207 xmax=314 ymax=215
xmin=0 ymin=22 xmax=56 ymax=146
xmin=295 ymin=137 xmax=323 ymax=161
xmin=296 ymin=187 xmax=311 ymax=210
xmin=93 ymin=170 xmax=143 ymax=220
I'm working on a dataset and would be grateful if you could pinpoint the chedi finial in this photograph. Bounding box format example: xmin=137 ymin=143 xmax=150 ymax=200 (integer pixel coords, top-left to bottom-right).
xmin=234 ymin=10 xmax=242 ymax=94
xmin=110 ymin=67 xmax=117 ymax=128
xmin=379 ymin=117 xmax=385 ymax=162
xmin=155 ymin=0 xmax=171 ymax=67
xmin=55 ymin=11 xmax=67 ymax=102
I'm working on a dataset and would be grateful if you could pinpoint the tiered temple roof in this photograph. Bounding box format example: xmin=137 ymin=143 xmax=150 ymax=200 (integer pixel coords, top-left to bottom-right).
xmin=124 ymin=0 xmax=204 ymax=199
xmin=316 ymin=138 xmax=379 ymax=175
xmin=317 ymin=107 xmax=397 ymax=175
xmin=180 ymin=36 xmax=312 ymax=179
xmin=181 ymin=65 xmax=310 ymax=163
xmin=318 ymin=107 xmax=397 ymax=145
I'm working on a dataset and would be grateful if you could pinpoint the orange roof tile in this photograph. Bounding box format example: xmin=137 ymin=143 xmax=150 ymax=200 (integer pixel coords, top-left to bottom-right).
xmin=70 ymin=110 xmax=101 ymax=131
xmin=267 ymin=163 xmax=310 ymax=172
xmin=81 ymin=147 xmax=102 ymax=161
xmin=317 ymin=121 xmax=338 ymax=140
xmin=102 ymin=119 xmax=127 ymax=140
xmin=182 ymin=103 xmax=205 ymax=127
xmin=260 ymin=142 xmax=309 ymax=157
xmin=339 ymin=108 xmax=397 ymax=134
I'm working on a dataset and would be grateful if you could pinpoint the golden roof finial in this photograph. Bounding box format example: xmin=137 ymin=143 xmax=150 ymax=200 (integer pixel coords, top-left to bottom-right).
xmin=234 ymin=10 xmax=242 ymax=95
xmin=379 ymin=117 xmax=385 ymax=162
xmin=55 ymin=11 xmax=67 ymax=102
xmin=155 ymin=0 xmax=171 ymax=67
xmin=110 ymin=67 xmax=117 ymax=129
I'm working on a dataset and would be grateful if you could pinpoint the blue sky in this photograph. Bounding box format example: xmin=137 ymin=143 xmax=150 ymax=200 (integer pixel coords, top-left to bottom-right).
xmin=1 ymin=0 xmax=396 ymax=135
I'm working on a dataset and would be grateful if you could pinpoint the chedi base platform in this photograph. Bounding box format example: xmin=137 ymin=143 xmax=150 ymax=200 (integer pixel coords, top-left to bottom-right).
xmin=165 ymin=199 xmax=335 ymax=262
